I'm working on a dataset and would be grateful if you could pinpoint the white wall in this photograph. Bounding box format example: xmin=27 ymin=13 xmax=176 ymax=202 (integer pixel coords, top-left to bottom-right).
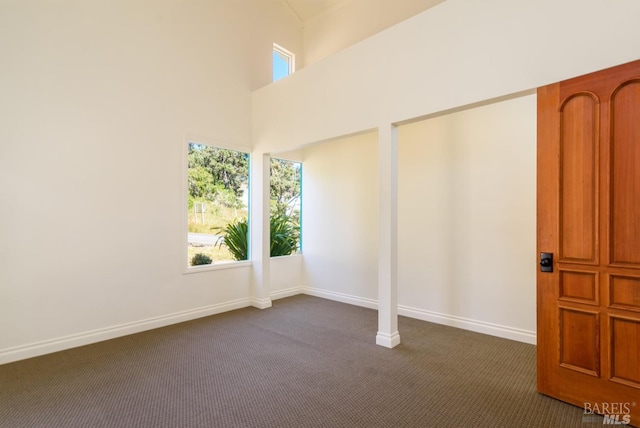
xmin=253 ymin=0 xmax=640 ymax=153
xmin=270 ymin=255 xmax=304 ymax=299
xmin=298 ymin=96 xmax=536 ymax=342
xmin=397 ymin=95 xmax=537 ymax=342
xmin=252 ymin=0 xmax=640 ymax=344
xmin=0 ymin=0 xmax=302 ymax=364
xmin=301 ymin=132 xmax=379 ymax=303
xmin=5 ymin=0 xmax=639 ymax=362
xmin=250 ymin=1 xmax=303 ymax=89
xmin=303 ymin=0 xmax=445 ymax=67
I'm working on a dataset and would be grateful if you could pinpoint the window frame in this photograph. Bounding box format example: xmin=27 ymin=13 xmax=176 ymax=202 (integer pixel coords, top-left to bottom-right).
xmin=273 ymin=43 xmax=295 ymax=81
xmin=183 ymin=137 xmax=252 ymax=273
xmin=269 ymin=156 xmax=302 ymax=256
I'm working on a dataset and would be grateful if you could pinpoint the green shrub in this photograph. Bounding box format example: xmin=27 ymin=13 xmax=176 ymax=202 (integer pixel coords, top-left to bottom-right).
xmin=215 ymin=213 xmax=299 ymax=261
xmin=191 ymin=253 xmax=213 ymax=266
xmin=270 ymin=213 xmax=299 ymax=257
xmin=216 ymin=218 xmax=249 ymax=261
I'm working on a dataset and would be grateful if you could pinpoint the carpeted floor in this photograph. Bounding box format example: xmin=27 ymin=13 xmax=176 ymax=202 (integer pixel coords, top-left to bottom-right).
xmin=0 ymin=295 xmax=600 ymax=427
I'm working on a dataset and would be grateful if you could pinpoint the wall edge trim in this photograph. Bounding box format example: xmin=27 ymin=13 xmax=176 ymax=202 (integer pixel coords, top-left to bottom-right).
xmin=271 ymin=286 xmax=305 ymax=300
xmin=0 ymin=297 xmax=252 ymax=365
xmin=398 ymin=304 xmax=537 ymax=345
xmin=301 ymin=286 xmax=378 ymax=309
xmin=300 ymin=287 xmax=536 ymax=344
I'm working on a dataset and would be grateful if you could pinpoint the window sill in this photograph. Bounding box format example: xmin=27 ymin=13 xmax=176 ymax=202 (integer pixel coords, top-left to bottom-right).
xmin=183 ymin=260 xmax=252 ymax=274
xmin=270 ymin=253 xmax=302 ymax=259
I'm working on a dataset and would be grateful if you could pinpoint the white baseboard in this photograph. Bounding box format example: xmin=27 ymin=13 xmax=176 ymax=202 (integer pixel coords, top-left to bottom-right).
xmin=300 ymin=287 xmax=536 ymax=345
xmin=398 ymin=305 xmax=537 ymax=345
xmin=250 ymin=297 xmax=273 ymax=309
xmin=1 ymin=288 xmax=536 ymax=365
xmin=301 ymin=286 xmax=378 ymax=309
xmin=0 ymin=297 xmax=252 ymax=365
xmin=270 ymin=286 xmax=305 ymax=300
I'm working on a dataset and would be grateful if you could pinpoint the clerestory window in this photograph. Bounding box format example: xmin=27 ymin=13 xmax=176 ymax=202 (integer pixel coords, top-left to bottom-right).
xmin=273 ymin=43 xmax=295 ymax=82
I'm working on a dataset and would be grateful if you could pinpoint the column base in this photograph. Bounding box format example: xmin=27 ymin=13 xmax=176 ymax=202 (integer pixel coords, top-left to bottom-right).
xmin=376 ymin=331 xmax=401 ymax=348
xmin=251 ymin=297 xmax=273 ymax=309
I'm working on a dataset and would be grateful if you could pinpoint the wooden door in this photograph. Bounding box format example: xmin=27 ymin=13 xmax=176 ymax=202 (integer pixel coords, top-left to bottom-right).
xmin=538 ymin=59 xmax=640 ymax=426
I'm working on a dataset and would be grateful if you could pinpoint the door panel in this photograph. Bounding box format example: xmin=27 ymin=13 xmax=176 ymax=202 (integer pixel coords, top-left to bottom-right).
xmin=611 ymin=80 xmax=640 ymax=266
xmin=559 ymin=270 xmax=598 ymax=305
xmin=559 ymin=93 xmax=599 ymax=263
xmin=559 ymin=307 xmax=600 ymax=375
xmin=610 ymin=316 xmax=640 ymax=389
xmin=610 ymin=275 xmax=640 ymax=312
xmin=538 ymin=59 xmax=640 ymax=426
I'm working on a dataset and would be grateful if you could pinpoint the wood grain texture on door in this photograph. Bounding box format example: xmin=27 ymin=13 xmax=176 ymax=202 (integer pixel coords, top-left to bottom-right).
xmin=538 ymin=59 xmax=640 ymax=427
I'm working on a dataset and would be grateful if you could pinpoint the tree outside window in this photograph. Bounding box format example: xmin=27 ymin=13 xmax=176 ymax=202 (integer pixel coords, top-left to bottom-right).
xmin=187 ymin=144 xmax=249 ymax=266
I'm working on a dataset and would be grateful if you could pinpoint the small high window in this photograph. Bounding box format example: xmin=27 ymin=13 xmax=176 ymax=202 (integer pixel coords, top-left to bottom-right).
xmin=273 ymin=43 xmax=295 ymax=82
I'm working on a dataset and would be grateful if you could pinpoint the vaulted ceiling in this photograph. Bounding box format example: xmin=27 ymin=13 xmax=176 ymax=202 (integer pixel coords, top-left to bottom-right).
xmin=283 ymin=0 xmax=345 ymax=22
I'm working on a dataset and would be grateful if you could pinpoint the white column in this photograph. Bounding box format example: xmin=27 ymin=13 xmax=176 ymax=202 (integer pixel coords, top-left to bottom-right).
xmin=376 ymin=124 xmax=400 ymax=348
xmin=249 ymin=152 xmax=272 ymax=309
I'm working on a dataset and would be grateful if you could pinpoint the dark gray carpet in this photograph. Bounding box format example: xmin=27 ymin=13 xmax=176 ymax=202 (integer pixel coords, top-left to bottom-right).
xmin=0 ymin=295 xmax=599 ymax=427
